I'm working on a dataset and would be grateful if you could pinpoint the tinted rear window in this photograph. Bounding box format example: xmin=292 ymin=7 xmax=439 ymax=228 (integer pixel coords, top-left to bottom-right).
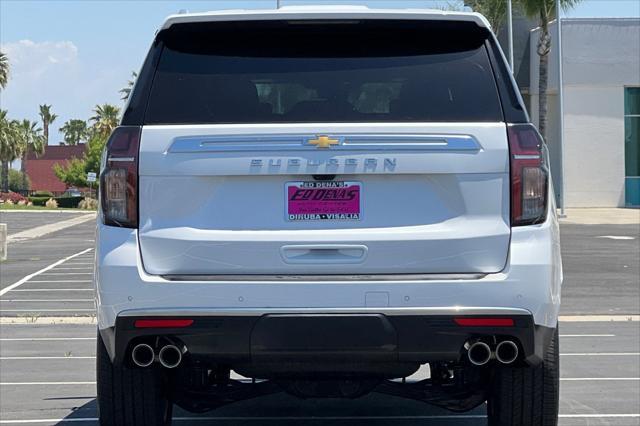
xmin=144 ymin=20 xmax=502 ymax=124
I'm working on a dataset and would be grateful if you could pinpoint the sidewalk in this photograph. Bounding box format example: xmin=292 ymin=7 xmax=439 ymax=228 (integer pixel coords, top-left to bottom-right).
xmin=560 ymin=208 xmax=640 ymax=225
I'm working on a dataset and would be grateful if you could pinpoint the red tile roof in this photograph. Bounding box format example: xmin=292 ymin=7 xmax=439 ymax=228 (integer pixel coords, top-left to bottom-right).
xmin=26 ymin=144 xmax=86 ymax=161
xmin=25 ymin=144 xmax=87 ymax=192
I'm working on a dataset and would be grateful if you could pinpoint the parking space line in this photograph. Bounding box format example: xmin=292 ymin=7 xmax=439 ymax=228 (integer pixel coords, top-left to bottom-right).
xmin=0 ymin=317 xmax=97 ymax=325
xmin=0 ymin=337 xmax=95 ymax=341
xmin=0 ymin=309 xmax=95 ymax=312
xmin=0 ymin=299 xmax=94 ymax=302
xmin=561 ymin=378 xmax=640 ymax=381
xmin=560 ymin=334 xmax=616 ymax=337
xmin=559 ymin=315 xmax=640 ymax=322
xmin=50 ymin=268 xmax=94 ymax=271
xmin=561 ymin=352 xmax=640 ymax=356
xmin=0 ymin=382 xmax=96 ymax=385
xmin=559 ymin=414 xmax=640 ymax=418
xmin=38 ymin=273 xmax=93 ymax=275
xmin=10 ymin=289 xmax=93 ymax=292
xmin=0 ymin=420 xmax=100 ymax=424
xmin=27 ymin=280 xmax=92 ymax=283
xmin=0 ymin=356 xmax=95 ymax=360
xmin=0 ymin=248 xmax=93 ymax=297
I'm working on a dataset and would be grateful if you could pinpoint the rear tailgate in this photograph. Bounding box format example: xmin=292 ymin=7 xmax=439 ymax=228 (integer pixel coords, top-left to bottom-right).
xmin=135 ymin=18 xmax=511 ymax=276
xmin=138 ymin=123 xmax=509 ymax=275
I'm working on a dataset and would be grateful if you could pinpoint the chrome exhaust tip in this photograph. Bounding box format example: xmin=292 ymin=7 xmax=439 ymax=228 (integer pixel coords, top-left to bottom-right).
xmin=496 ymin=340 xmax=519 ymax=364
xmin=467 ymin=341 xmax=492 ymax=366
xmin=158 ymin=344 xmax=183 ymax=369
xmin=131 ymin=343 xmax=155 ymax=368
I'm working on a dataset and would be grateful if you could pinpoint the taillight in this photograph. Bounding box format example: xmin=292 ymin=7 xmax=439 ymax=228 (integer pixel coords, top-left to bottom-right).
xmin=508 ymin=123 xmax=549 ymax=226
xmin=100 ymin=126 xmax=141 ymax=228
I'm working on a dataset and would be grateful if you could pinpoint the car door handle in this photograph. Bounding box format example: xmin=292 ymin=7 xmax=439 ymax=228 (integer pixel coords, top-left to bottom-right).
xmin=280 ymin=245 xmax=368 ymax=264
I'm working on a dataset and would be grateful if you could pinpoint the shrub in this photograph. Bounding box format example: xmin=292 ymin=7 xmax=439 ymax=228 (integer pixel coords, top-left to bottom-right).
xmin=78 ymin=197 xmax=98 ymax=210
xmin=54 ymin=196 xmax=83 ymax=208
xmin=29 ymin=196 xmax=50 ymax=206
xmin=45 ymin=198 xmax=58 ymax=208
xmin=28 ymin=194 xmax=84 ymax=208
xmin=0 ymin=192 xmax=27 ymax=203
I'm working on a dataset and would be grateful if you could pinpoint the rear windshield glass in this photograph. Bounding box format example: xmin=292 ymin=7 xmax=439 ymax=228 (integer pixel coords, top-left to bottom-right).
xmin=144 ymin=20 xmax=502 ymax=124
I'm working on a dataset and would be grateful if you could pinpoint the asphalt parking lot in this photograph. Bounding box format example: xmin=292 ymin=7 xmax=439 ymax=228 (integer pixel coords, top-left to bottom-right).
xmin=0 ymin=211 xmax=638 ymax=425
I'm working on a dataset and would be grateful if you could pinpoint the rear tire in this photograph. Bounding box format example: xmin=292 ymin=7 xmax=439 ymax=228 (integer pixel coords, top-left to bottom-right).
xmin=97 ymin=332 xmax=173 ymax=425
xmin=487 ymin=327 xmax=559 ymax=426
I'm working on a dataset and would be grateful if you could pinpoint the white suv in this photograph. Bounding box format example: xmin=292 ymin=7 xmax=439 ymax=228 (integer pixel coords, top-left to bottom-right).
xmin=95 ymin=7 xmax=562 ymax=426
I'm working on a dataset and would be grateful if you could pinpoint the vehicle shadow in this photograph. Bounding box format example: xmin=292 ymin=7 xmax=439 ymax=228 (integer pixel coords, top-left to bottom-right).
xmin=58 ymin=393 xmax=488 ymax=425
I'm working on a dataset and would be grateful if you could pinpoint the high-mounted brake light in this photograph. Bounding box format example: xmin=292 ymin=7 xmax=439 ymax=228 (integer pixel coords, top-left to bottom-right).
xmin=100 ymin=126 xmax=141 ymax=228
xmin=508 ymin=124 xmax=549 ymax=226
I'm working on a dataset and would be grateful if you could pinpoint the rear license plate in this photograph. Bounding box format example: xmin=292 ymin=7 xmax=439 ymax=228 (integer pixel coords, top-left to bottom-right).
xmin=286 ymin=181 xmax=361 ymax=221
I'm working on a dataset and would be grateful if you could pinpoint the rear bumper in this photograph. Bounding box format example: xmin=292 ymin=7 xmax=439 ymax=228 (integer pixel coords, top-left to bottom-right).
xmin=101 ymin=309 xmax=555 ymax=375
xmin=95 ymin=211 xmax=562 ymax=329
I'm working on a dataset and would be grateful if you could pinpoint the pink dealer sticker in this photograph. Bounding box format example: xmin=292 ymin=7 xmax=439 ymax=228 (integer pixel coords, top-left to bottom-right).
xmin=286 ymin=181 xmax=361 ymax=221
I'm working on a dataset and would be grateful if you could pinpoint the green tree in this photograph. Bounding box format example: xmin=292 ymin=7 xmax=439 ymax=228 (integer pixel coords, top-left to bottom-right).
xmin=53 ymin=132 xmax=107 ymax=189
xmin=39 ymin=104 xmax=58 ymax=145
xmin=464 ymin=0 xmax=508 ymax=35
xmin=17 ymin=119 xmax=45 ymax=190
xmin=518 ymin=0 xmax=581 ymax=139
xmin=53 ymin=157 xmax=88 ymax=188
xmin=119 ymin=71 xmax=138 ymax=101
xmin=0 ymin=111 xmax=21 ymax=192
xmin=90 ymin=104 xmax=120 ymax=138
xmin=0 ymin=51 xmax=9 ymax=90
xmin=84 ymin=132 xmax=107 ymax=176
xmin=0 ymin=169 xmax=30 ymax=192
xmin=60 ymin=119 xmax=89 ymax=145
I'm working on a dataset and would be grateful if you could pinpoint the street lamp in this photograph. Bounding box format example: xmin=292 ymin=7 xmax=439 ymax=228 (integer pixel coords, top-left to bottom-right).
xmin=556 ymin=0 xmax=566 ymax=216
xmin=507 ymin=0 xmax=514 ymax=72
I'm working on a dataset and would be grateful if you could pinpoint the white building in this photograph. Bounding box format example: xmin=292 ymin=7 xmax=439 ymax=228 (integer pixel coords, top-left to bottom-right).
xmin=529 ymin=18 xmax=640 ymax=207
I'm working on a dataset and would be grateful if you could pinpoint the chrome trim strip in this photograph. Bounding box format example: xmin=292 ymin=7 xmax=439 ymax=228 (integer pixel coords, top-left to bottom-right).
xmin=513 ymin=154 xmax=540 ymax=160
xmin=119 ymin=307 xmax=532 ymax=318
xmin=168 ymin=134 xmax=481 ymax=153
xmin=108 ymin=156 xmax=136 ymax=162
xmin=162 ymin=273 xmax=487 ymax=282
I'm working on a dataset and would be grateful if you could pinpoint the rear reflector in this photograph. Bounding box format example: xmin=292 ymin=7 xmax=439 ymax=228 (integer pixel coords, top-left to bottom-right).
xmin=454 ymin=318 xmax=515 ymax=327
xmin=134 ymin=319 xmax=194 ymax=328
xmin=508 ymin=123 xmax=549 ymax=226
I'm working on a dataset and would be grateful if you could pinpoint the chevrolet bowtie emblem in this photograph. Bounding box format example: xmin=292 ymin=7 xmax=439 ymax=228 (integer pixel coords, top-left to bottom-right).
xmin=308 ymin=136 xmax=339 ymax=149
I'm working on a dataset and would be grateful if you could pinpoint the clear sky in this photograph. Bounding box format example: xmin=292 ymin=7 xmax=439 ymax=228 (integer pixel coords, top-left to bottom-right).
xmin=1 ymin=0 xmax=639 ymax=144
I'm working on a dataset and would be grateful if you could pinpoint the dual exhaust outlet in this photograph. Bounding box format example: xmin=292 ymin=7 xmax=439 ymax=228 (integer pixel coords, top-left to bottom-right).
xmin=131 ymin=343 xmax=185 ymax=369
xmin=466 ymin=340 xmax=519 ymax=366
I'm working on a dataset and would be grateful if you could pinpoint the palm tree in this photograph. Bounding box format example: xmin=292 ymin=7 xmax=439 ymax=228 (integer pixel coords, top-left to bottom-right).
xmin=17 ymin=120 xmax=45 ymax=190
xmin=0 ymin=111 xmax=21 ymax=192
xmin=119 ymin=71 xmax=138 ymax=101
xmin=60 ymin=119 xmax=89 ymax=145
xmin=90 ymin=104 xmax=120 ymax=137
xmin=0 ymin=52 xmax=9 ymax=90
xmin=518 ymin=0 xmax=581 ymax=139
xmin=39 ymin=104 xmax=58 ymax=145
